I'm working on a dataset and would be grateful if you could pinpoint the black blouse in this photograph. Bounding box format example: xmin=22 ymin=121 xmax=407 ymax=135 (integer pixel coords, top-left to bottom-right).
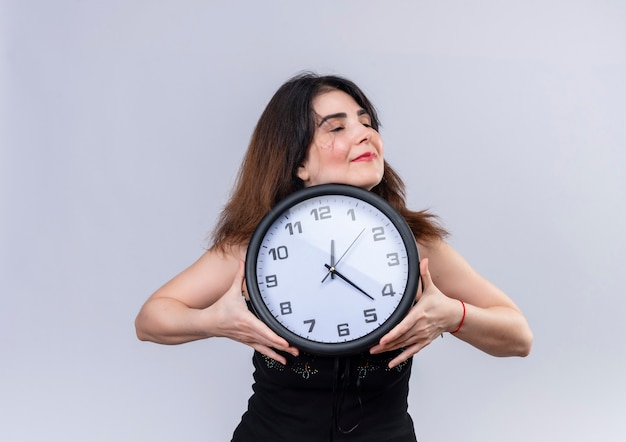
xmin=231 ymin=349 xmax=417 ymax=442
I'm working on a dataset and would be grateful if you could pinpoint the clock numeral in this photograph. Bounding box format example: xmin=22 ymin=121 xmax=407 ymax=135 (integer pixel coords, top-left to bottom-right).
xmin=285 ymin=221 xmax=302 ymax=235
xmin=337 ymin=323 xmax=350 ymax=337
xmin=268 ymin=246 xmax=289 ymax=260
xmin=303 ymin=319 xmax=315 ymax=333
xmin=265 ymin=275 xmax=278 ymax=288
xmin=280 ymin=301 xmax=292 ymax=315
xmin=386 ymin=252 xmax=400 ymax=266
xmin=372 ymin=226 xmax=386 ymax=241
xmin=347 ymin=208 xmax=356 ymax=221
xmin=310 ymin=206 xmax=331 ymax=221
xmin=382 ymin=283 xmax=396 ymax=297
xmin=363 ymin=308 xmax=378 ymax=323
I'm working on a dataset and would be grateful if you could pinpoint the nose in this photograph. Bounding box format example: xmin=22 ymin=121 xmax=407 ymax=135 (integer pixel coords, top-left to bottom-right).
xmin=353 ymin=123 xmax=372 ymax=145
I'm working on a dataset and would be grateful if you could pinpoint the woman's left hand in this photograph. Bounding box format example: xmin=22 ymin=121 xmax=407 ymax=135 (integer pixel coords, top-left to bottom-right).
xmin=369 ymin=258 xmax=462 ymax=368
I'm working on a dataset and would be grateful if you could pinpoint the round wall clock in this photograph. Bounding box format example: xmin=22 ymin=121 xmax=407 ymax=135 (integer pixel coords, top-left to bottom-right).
xmin=245 ymin=183 xmax=420 ymax=356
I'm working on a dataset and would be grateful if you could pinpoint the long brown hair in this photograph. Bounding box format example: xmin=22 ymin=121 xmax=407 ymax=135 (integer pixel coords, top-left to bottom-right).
xmin=211 ymin=72 xmax=447 ymax=249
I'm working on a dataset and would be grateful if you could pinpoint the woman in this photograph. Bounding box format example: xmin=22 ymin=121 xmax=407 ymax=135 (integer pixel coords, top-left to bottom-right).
xmin=135 ymin=73 xmax=533 ymax=441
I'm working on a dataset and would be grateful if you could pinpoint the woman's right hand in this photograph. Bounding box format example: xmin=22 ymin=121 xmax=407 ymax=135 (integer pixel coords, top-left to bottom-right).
xmin=205 ymin=261 xmax=299 ymax=364
xmin=136 ymin=249 xmax=299 ymax=365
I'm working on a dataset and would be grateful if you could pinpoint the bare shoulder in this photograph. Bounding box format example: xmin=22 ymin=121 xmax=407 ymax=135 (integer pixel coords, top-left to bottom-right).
xmin=417 ymin=238 xmax=519 ymax=310
xmin=149 ymin=244 xmax=247 ymax=309
xmin=417 ymin=238 xmax=466 ymax=278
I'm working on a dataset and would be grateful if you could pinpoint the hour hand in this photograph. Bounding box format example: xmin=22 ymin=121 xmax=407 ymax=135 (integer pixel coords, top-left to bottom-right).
xmin=324 ymin=264 xmax=374 ymax=300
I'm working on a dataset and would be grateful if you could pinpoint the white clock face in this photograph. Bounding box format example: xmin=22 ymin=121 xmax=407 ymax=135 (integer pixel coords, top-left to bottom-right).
xmin=248 ymin=187 xmax=418 ymax=354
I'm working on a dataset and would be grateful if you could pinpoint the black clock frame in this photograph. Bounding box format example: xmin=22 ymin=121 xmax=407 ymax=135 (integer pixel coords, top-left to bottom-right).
xmin=245 ymin=183 xmax=420 ymax=356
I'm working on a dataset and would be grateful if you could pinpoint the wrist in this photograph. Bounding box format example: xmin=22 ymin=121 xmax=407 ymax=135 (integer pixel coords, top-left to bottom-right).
xmin=194 ymin=306 xmax=218 ymax=339
xmin=450 ymin=299 xmax=466 ymax=334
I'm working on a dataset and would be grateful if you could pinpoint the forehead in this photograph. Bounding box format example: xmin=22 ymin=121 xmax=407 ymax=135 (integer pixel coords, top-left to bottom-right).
xmin=312 ymin=89 xmax=364 ymax=115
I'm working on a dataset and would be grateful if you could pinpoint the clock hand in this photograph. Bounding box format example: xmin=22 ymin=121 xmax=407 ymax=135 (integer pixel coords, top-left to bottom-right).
xmin=324 ymin=264 xmax=374 ymax=300
xmin=330 ymin=239 xmax=335 ymax=280
xmin=334 ymin=228 xmax=366 ymax=267
xmin=321 ymin=228 xmax=366 ymax=283
xmin=321 ymin=239 xmax=336 ymax=282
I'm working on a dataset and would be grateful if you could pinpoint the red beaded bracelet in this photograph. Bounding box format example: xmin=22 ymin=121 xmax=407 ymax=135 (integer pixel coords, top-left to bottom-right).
xmin=451 ymin=300 xmax=466 ymax=334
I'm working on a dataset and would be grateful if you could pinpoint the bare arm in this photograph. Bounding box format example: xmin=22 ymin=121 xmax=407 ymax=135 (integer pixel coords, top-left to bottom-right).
xmin=135 ymin=246 xmax=299 ymax=363
xmin=425 ymin=240 xmax=533 ymax=356
xmin=371 ymin=239 xmax=533 ymax=367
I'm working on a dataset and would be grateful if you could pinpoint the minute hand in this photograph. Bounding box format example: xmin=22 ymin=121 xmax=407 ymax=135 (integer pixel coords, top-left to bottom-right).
xmin=324 ymin=264 xmax=374 ymax=300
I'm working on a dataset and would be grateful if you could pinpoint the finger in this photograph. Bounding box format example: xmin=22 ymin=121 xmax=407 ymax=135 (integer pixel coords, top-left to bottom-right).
xmin=377 ymin=314 xmax=413 ymax=347
xmin=239 ymin=261 xmax=251 ymax=300
xmin=375 ymin=305 xmax=448 ymax=351
xmin=370 ymin=304 xmax=428 ymax=353
xmin=237 ymin=283 xmax=299 ymax=357
xmin=231 ymin=260 xmax=248 ymax=298
xmin=240 ymin=307 xmax=299 ymax=356
xmin=419 ymin=258 xmax=431 ymax=291
xmin=370 ymin=339 xmax=402 ymax=355
xmin=234 ymin=321 xmax=299 ymax=358
xmin=251 ymin=343 xmax=288 ymax=365
xmin=234 ymin=262 xmax=300 ymax=357
xmin=371 ymin=333 xmax=410 ymax=354
xmin=418 ymin=258 xmax=433 ymax=298
xmin=387 ymin=341 xmax=428 ymax=369
xmin=370 ymin=331 xmax=411 ymax=354
xmin=259 ymin=327 xmax=299 ymax=357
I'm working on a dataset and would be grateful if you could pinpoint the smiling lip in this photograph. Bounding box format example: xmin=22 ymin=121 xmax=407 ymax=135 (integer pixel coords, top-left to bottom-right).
xmin=352 ymin=152 xmax=376 ymax=162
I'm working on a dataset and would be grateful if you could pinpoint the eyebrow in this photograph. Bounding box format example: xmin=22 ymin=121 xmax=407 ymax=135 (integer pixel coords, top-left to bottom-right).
xmin=317 ymin=109 xmax=370 ymax=127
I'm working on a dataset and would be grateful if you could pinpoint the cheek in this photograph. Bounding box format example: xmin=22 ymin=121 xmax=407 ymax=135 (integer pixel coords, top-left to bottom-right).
xmin=314 ymin=133 xmax=336 ymax=151
xmin=325 ymin=149 xmax=348 ymax=170
xmin=306 ymin=142 xmax=348 ymax=177
xmin=373 ymin=133 xmax=384 ymax=155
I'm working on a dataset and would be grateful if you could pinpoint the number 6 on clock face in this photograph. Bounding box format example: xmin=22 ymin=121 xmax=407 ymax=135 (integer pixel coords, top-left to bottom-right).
xmin=246 ymin=184 xmax=420 ymax=356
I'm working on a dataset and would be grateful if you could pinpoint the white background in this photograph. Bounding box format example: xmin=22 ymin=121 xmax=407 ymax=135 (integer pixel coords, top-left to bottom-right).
xmin=2 ymin=1 xmax=625 ymax=441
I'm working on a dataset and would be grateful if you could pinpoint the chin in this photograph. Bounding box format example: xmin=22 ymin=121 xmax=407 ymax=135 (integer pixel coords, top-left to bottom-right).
xmin=356 ymin=176 xmax=384 ymax=191
xmin=312 ymin=172 xmax=383 ymax=190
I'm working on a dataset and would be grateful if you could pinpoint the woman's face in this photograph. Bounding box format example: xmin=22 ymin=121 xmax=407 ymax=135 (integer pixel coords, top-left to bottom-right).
xmin=297 ymin=89 xmax=384 ymax=190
